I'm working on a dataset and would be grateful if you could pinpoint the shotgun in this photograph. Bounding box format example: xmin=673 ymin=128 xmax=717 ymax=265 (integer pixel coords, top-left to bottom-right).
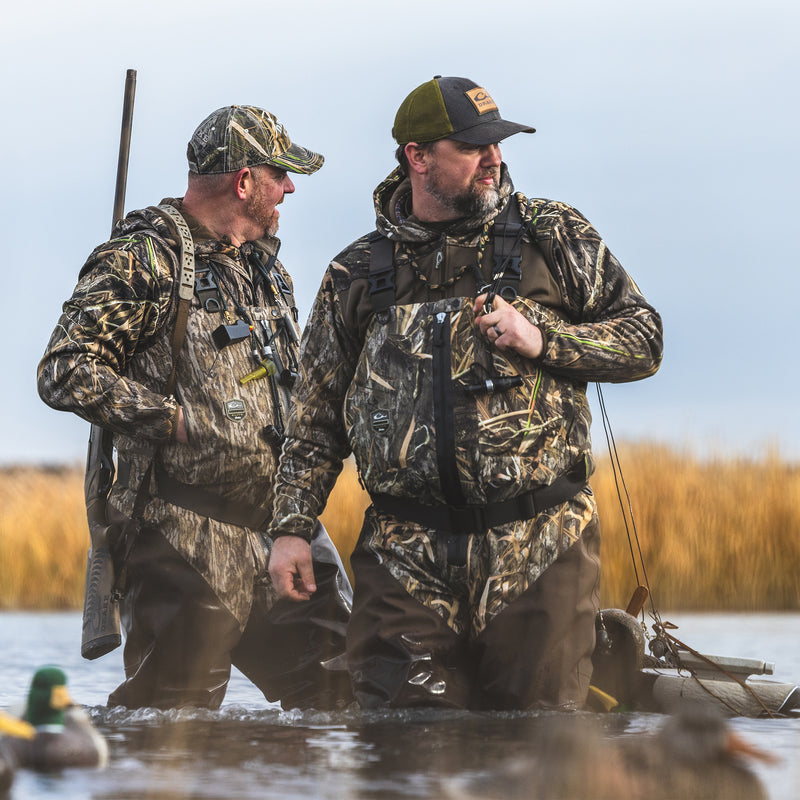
xmin=81 ymin=68 xmax=137 ymax=660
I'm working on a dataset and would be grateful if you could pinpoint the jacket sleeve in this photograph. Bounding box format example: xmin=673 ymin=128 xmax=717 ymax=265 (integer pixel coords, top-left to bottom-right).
xmin=269 ymin=266 xmax=361 ymax=542
xmin=527 ymin=202 xmax=663 ymax=383
xmin=36 ymin=235 xmax=180 ymax=441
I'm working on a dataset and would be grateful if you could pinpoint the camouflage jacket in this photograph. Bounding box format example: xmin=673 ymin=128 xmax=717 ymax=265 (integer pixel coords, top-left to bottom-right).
xmin=38 ymin=200 xmax=300 ymax=624
xmin=269 ymin=166 xmax=663 ymax=542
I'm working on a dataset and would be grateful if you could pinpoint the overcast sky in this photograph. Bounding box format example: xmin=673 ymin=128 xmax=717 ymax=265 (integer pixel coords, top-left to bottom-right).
xmin=2 ymin=0 xmax=797 ymax=465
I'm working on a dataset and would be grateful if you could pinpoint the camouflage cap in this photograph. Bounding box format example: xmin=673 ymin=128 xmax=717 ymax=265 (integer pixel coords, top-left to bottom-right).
xmin=392 ymin=76 xmax=535 ymax=146
xmin=187 ymin=105 xmax=324 ymax=175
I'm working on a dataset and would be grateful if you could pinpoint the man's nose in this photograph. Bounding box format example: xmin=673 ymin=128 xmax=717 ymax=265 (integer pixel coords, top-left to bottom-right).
xmin=283 ymin=175 xmax=296 ymax=194
xmin=481 ymin=143 xmax=502 ymax=166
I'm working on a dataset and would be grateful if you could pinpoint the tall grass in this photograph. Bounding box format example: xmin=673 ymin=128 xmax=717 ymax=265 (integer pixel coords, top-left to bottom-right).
xmin=594 ymin=444 xmax=800 ymax=611
xmin=1 ymin=445 xmax=799 ymax=611
xmin=0 ymin=465 xmax=88 ymax=609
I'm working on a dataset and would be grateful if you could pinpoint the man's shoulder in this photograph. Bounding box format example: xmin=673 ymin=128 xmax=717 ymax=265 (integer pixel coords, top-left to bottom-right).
xmin=328 ymin=231 xmax=376 ymax=280
xmin=517 ymin=195 xmax=586 ymax=226
xmin=78 ymin=205 xmax=179 ymax=286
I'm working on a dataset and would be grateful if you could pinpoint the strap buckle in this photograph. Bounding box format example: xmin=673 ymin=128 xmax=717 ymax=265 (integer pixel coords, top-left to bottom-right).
xmin=448 ymin=504 xmax=487 ymax=535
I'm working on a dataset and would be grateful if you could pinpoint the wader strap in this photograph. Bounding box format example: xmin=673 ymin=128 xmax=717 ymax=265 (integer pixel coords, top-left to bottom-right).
xmin=371 ymin=461 xmax=589 ymax=535
xmin=490 ymin=199 xmax=525 ymax=301
xmin=154 ymin=463 xmax=270 ymax=530
xmin=367 ymin=198 xmax=527 ymax=315
xmin=367 ymin=231 xmax=396 ymax=314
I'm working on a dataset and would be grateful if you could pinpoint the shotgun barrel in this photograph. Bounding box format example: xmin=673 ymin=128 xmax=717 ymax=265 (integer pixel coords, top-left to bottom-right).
xmin=81 ymin=68 xmax=137 ymax=661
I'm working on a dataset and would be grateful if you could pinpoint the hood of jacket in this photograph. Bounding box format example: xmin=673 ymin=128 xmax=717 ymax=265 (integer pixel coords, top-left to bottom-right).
xmin=372 ymin=163 xmax=516 ymax=245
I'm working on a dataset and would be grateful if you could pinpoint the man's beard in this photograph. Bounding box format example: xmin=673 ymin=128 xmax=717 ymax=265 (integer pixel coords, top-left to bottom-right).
xmin=425 ymin=166 xmax=500 ymax=217
xmin=246 ymin=184 xmax=280 ymax=237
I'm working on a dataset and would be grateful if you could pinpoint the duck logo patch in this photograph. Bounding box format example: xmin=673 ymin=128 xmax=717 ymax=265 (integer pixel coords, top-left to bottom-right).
xmin=465 ymin=87 xmax=498 ymax=115
xmin=224 ymin=399 xmax=247 ymax=421
xmin=371 ymin=410 xmax=390 ymax=435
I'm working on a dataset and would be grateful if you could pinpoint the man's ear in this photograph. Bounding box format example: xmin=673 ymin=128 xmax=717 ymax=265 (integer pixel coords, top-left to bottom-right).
xmin=234 ymin=167 xmax=252 ymax=200
xmin=404 ymin=143 xmax=430 ymax=175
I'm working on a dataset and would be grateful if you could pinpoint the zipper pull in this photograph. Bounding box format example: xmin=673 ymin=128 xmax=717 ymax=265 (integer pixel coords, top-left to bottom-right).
xmin=433 ymin=311 xmax=447 ymax=345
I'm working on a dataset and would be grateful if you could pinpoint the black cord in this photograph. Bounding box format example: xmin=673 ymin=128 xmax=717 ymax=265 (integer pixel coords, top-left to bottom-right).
xmin=595 ymin=384 xmax=662 ymax=627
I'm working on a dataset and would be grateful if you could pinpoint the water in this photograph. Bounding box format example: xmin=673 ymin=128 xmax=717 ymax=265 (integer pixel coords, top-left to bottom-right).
xmin=2 ymin=611 xmax=800 ymax=799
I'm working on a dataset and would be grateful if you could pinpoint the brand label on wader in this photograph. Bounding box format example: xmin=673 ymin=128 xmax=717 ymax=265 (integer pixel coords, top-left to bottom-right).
xmin=224 ymin=399 xmax=247 ymax=421
xmin=371 ymin=410 xmax=390 ymax=434
xmin=465 ymin=87 xmax=498 ymax=115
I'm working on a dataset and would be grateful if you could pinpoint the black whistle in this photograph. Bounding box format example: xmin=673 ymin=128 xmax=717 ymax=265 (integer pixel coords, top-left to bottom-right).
xmin=463 ymin=376 xmax=524 ymax=395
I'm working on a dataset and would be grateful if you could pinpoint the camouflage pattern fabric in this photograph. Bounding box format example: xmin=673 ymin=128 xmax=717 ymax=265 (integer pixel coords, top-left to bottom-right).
xmin=38 ymin=200 xmax=299 ymax=625
xmin=344 ymin=295 xmax=592 ymax=504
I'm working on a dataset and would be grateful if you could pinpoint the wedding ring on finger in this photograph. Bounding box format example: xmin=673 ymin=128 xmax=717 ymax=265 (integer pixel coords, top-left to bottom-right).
xmin=493 ymin=324 xmax=502 ymax=337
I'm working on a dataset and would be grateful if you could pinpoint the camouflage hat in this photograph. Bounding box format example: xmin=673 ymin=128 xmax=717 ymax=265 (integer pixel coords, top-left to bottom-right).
xmin=187 ymin=105 xmax=324 ymax=175
xmin=392 ymin=76 xmax=535 ymax=146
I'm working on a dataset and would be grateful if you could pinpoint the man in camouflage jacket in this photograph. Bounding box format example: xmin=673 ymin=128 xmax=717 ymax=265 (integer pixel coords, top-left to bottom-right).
xmin=268 ymin=78 xmax=663 ymax=709
xmin=37 ymin=106 xmax=352 ymax=710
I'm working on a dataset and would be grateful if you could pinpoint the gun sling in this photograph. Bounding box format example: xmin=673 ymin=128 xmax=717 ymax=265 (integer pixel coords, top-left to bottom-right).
xmin=370 ymin=460 xmax=588 ymax=536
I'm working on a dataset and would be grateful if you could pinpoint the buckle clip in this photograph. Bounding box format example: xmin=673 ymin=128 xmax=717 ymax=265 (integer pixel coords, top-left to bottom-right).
xmin=449 ymin=504 xmax=486 ymax=534
xmin=516 ymin=490 xmax=538 ymax=521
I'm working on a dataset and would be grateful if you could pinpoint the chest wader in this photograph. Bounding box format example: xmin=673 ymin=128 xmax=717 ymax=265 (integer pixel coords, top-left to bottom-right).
xmin=110 ymin=208 xmax=353 ymax=711
xmin=364 ymin=200 xmax=588 ymax=566
xmin=347 ymin=203 xmax=600 ymax=711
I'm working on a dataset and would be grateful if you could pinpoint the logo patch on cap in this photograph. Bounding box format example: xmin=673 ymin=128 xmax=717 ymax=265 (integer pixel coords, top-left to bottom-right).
xmin=465 ymin=87 xmax=498 ymax=115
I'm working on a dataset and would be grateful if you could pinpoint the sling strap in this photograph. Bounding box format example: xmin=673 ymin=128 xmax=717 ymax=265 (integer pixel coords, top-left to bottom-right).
xmin=370 ymin=458 xmax=589 ymax=536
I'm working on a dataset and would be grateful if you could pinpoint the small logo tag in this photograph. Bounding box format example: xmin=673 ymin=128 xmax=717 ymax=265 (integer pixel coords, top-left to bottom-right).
xmin=224 ymin=399 xmax=247 ymax=421
xmin=371 ymin=410 xmax=390 ymax=435
xmin=465 ymin=87 xmax=498 ymax=115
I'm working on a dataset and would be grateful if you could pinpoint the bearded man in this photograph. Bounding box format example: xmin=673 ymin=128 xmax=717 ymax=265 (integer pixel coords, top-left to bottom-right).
xmin=268 ymin=77 xmax=663 ymax=710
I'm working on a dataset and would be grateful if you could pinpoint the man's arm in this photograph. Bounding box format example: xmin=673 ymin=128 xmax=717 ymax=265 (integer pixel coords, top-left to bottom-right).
xmin=37 ymin=236 xmax=181 ymax=441
xmin=268 ymin=267 xmax=360 ymax=598
xmin=480 ymin=200 xmax=663 ymax=384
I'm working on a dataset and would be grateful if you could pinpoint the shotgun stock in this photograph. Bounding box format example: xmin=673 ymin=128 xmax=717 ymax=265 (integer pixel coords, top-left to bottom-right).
xmin=81 ymin=68 xmax=137 ymax=660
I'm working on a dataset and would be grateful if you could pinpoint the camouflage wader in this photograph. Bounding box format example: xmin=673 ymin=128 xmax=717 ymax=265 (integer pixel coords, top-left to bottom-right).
xmin=344 ymin=290 xmax=600 ymax=708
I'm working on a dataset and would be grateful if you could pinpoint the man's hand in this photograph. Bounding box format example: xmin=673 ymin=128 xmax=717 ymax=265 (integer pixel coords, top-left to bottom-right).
xmin=474 ymin=293 xmax=544 ymax=360
xmin=269 ymin=535 xmax=317 ymax=601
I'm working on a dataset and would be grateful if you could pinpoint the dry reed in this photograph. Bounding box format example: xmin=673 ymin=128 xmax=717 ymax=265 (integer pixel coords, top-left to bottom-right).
xmin=1 ymin=445 xmax=798 ymax=611
xmin=0 ymin=465 xmax=87 ymax=609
